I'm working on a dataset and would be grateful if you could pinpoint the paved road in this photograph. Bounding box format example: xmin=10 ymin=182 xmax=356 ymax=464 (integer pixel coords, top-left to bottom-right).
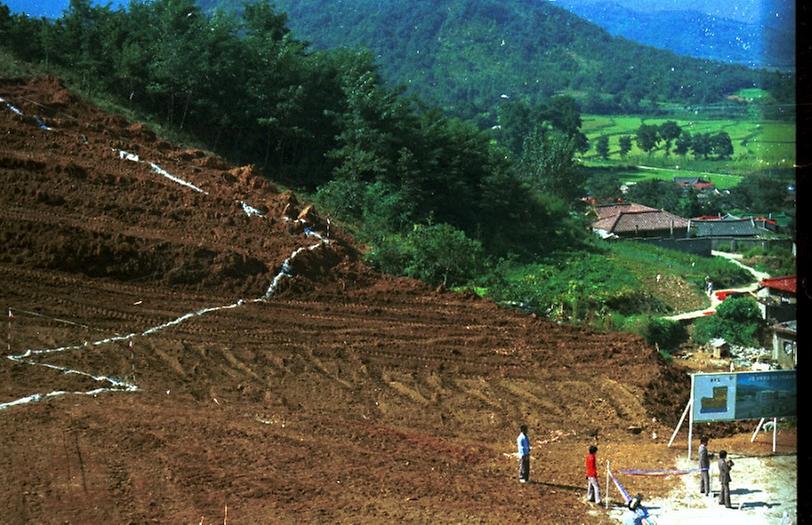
xmin=666 ymin=251 xmax=769 ymax=321
xmin=635 ymin=165 xmax=742 ymax=180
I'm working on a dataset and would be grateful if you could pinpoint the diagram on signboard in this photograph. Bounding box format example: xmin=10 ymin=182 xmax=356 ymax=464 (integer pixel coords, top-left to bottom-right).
xmin=701 ymin=386 xmax=729 ymax=413
xmin=693 ymin=374 xmax=737 ymax=422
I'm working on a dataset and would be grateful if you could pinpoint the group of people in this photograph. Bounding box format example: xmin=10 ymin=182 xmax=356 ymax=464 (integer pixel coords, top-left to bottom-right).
xmin=515 ymin=425 xmax=601 ymax=504
xmin=515 ymin=427 xmax=736 ymax=510
xmin=699 ymin=436 xmax=736 ymax=509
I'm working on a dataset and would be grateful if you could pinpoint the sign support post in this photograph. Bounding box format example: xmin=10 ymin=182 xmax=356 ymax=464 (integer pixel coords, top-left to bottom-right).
xmin=751 ymin=418 xmax=766 ymax=442
xmin=605 ymin=460 xmax=610 ymax=510
xmin=772 ymin=417 xmax=778 ymax=453
xmin=668 ymin=399 xmax=692 ymax=448
xmin=687 ymin=374 xmax=695 ymax=460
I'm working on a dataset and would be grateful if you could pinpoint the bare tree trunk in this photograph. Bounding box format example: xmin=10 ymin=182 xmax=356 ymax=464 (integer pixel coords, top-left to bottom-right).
xmin=263 ymin=127 xmax=272 ymax=169
xmin=212 ymin=124 xmax=223 ymax=151
xmin=179 ymin=90 xmax=192 ymax=130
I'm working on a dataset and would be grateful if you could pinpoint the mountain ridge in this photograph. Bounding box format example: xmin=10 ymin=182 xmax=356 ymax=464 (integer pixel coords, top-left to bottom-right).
xmin=237 ymin=0 xmax=791 ymax=118
xmin=555 ymin=0 xmax=795 ymax=71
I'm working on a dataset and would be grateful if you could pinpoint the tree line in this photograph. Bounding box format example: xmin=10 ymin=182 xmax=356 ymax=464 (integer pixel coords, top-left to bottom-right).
xmin=593 ymin=121 xmax=734 ymax=160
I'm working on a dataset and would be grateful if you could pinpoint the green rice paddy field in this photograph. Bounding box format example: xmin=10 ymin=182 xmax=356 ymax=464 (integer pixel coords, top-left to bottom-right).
xmin=581 ymin=115 xmax=794 ymax=166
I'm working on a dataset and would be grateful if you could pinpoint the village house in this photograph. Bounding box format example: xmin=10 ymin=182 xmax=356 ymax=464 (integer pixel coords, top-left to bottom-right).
xmin=756 ymin=276 xmax=796 ymax=323
xmin=591 ymin=203 xmax=690 ymax=239
xmin=673 ymin=176 xmax=715 ymax=191
xmin=739 ymin=212 xmax=789 ymax=233
xmin=688 ymin=216 xmax=775 ymax=238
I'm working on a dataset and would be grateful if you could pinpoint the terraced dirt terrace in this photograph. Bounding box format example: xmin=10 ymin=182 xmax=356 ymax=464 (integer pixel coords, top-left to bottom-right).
xmin=0 ymin=77 xmax=796 ymax=524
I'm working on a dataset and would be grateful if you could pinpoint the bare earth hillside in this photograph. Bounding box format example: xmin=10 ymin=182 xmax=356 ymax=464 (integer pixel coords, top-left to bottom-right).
xmin=2 ymin=77 xmax=788 ymax=524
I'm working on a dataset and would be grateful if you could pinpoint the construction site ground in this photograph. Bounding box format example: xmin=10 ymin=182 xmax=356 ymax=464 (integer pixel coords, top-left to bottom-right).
xmin=0 ymin=77 xmax=797 ymax=524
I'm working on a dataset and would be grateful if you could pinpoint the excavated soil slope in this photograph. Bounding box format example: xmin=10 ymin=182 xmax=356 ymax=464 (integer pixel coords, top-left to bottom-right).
xmin=1 ymin=77 xmax=695 ymax=524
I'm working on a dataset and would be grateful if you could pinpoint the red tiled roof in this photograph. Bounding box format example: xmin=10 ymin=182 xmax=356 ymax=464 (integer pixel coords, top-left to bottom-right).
xmin=694 ymin=182 xmax=715 ymax=190
xmin=594 ymin=203 xmax=657 ymax=220
xmin=759 ymin=276 xmax=796 ymax=294
xmin=593 ymin=209 xmax=690 ymax=234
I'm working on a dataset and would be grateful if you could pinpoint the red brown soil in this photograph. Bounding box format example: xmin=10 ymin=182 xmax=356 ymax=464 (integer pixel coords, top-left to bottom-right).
xmin=0 ymin=77 xmax=791 ymax=524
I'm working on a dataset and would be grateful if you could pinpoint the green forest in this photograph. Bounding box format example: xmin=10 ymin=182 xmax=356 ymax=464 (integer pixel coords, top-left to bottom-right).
xmin=258 ymin=0 xmax=794 ymax=123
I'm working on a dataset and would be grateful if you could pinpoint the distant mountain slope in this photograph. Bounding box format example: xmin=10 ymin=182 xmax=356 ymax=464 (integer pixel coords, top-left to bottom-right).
xmin=230 ymin=0 xmax=789 ymax=117
xmin=555 ymin=0 xmax=795 ymax=71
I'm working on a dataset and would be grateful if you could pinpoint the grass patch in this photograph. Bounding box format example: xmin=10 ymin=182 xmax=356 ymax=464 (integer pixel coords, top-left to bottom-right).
xmin=486 ymin=241 xmax=752 ymax=323
xmin=740 ymin=246 xmax=795 ymax=276
xmin=734 ymin=88 xmax=771 ymax=100
xmin=596 ymin=166 xmax=743 ymax=189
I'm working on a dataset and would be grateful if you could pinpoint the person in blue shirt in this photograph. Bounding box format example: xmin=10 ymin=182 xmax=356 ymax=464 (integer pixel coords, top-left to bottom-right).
xmin=517 ymin=424 xmax=530 ymax=483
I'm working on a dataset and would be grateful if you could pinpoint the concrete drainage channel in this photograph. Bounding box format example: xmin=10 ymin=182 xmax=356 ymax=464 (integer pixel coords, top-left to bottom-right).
xmin=1 ymin=102 xmax=328 ymax=411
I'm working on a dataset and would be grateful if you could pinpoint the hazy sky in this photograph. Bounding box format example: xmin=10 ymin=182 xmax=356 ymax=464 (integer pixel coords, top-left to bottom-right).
xmin=554 ymin=0 xmax=794 ymax=25
xmin=5 ymin=0 xmax=796 ymax=26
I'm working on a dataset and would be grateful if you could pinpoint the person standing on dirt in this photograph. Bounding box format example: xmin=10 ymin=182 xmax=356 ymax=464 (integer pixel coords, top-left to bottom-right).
xmin=717 ymin=450 xmax=734 ymax=508
xmin=585 ymin=445 xmax=601 ymax=504
xmin=517 ymin=424 xmax=530 ymax=483
xmin=698 ymin=436 xmax=713 ymax=496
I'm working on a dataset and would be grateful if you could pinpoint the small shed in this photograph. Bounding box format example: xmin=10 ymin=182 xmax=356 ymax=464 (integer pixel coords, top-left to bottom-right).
xmin=708 ymin=338 xmax=730 ymax=359
xmin=771 ymin=320 xmax=797 ymax=369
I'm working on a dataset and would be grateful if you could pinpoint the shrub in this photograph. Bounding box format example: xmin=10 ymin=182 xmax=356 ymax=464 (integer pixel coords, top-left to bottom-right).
xmin=404 ymin=223 xmax=485 ymax=287
xmin=658 ymin=349 xmax=674 ymax=363
xmin=691 ymin=296 xmax=764 ymax=347
xmin=314 ymin=176 xmax=367 ymax=222
xmin=619 ymin=316 xmax=687 ymax=349
xmin=364 ymin=234 xmax=411 ymax=275
xmin=365 ymin=223 xmax=485 ymax=288
xmin=704 ymin=258 xmax=752 ymax=289
xmin=646 ymin=317 xmax=688 ymax=349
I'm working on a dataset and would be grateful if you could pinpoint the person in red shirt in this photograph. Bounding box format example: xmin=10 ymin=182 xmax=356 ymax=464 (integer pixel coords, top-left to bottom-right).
xmin=585 ymin=445 xmax=601 ymax=504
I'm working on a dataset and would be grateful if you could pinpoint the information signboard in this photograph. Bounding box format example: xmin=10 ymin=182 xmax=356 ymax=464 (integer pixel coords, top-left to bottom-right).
xmin=691 ymin=370 xmax=796 ymax=422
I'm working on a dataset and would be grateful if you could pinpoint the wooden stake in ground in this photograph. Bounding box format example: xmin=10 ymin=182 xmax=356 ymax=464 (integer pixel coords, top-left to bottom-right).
xmin=7 ymin=307 xmax=12 ymax=353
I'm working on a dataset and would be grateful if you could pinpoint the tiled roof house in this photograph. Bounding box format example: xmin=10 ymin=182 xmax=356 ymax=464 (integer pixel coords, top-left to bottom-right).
xmin=674 ymin=177 xmax=715 ymax=191
xmin=592 ymin=205 xmax=690 ymax=238
xmin=689 ymin=217 xmax=774 ymax=238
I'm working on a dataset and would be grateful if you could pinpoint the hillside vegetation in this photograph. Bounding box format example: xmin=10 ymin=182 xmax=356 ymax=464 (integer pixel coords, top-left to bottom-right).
xmin=255 ymin=0 xmax=793 ymax=121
